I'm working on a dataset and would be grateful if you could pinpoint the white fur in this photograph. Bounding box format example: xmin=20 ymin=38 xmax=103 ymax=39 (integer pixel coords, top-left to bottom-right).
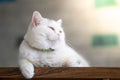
xmin=19 ymin=11 xmax=89 ymax=79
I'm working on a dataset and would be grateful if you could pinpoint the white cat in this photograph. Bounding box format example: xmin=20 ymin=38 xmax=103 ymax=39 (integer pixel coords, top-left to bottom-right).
xmin=19 ymin=11 xmax=89 ymax=79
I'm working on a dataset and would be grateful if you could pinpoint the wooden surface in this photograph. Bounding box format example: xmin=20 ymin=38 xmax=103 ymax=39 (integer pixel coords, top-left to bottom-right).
xmin=0 ymin=67 xmax=120 ymax=80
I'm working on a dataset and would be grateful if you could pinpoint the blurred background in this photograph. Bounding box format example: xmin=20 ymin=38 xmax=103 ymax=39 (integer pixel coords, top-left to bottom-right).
xmin=0 ymin=0 xmax=120 ymax=67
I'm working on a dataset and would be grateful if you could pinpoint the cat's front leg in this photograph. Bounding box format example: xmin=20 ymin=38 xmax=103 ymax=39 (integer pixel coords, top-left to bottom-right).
xmin=19 ymin=59 xmax=34 ymax=79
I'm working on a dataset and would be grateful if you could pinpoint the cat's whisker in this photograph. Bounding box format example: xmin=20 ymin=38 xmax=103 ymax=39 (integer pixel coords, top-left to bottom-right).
xmin=66 ymin=40 xmax=74 ymax=48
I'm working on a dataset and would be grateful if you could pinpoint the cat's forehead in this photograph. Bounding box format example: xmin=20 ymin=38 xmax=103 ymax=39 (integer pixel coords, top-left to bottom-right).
xmin=48 ymin=20 xmax=59 ymax=27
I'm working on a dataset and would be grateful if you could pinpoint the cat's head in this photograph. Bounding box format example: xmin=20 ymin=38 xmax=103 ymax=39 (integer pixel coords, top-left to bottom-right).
xmin=24 ymin=11 xmax=65 ymax=50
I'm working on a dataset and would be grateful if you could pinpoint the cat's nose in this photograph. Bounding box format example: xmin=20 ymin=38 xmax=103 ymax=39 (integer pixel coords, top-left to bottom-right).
xmin=57 ymin=33 xmax=60 ymax=36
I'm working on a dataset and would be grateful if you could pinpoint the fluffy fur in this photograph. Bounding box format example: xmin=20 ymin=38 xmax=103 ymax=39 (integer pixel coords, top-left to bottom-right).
xmin=19 ymin=11 xmax=89 ymax=79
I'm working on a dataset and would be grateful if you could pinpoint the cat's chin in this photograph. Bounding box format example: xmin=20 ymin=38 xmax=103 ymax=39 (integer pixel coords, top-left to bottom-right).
xmin=49 ymin=39 xmax=61 ymax=46
xmin=49 ymin=40 xmax=64 ymax=50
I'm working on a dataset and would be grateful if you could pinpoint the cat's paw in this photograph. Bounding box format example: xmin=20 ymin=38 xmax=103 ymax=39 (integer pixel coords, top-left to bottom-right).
xmin=21 ymin=66 xmax=34 ymax=79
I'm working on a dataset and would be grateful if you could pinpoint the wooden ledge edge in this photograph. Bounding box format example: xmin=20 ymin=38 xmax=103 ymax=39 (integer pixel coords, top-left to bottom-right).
xmin=0 ymin=67 xmax=120 ymax=78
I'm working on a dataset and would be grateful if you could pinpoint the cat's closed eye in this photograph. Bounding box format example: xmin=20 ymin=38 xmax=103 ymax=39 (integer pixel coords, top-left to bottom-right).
xmin=48 ymin=26 xmax=55 ymax=31
xmin=48 ymin=26 xmax=62 ymax=34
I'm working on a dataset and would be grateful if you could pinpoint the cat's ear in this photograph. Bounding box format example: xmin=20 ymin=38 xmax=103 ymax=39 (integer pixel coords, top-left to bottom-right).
xmin=32 ymin=11 xmax=43 ymax=27
xmin=57 ymin=19 xmax=62 ymax=24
